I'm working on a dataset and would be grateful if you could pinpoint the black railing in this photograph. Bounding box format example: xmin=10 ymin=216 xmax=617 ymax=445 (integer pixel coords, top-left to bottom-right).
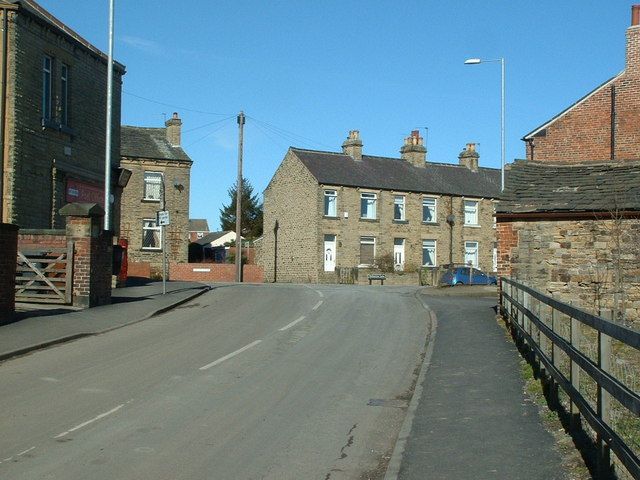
xmin=500 ymin=277 xmax=640 ymax=479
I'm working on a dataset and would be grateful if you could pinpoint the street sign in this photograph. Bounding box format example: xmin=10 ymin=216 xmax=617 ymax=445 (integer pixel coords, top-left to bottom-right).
xmin=157 ymin=210 xmax=170 ymax=226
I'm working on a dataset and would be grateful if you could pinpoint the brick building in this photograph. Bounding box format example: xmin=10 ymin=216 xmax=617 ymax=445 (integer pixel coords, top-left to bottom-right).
xmin=523 ymin=5 xmax=640 ymax=163
xmin=0 ymin=0 xmax=125 ymax=229
xmin=260 ymin=130 xmax=501 ymax=283
xmin=188 ymin=218 xmax=210 ymax=242
xmin=119 ymin=113 xmax=192 ymax=272
xmin=497 ymin=6 xmax=640 ymax=325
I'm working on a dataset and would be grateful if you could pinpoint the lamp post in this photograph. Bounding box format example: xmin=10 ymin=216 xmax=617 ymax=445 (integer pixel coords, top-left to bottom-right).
xmin=104 ymin=0 xmax=115 ymax=230
xmin=464 ymin=57 xmax=505 ymax=192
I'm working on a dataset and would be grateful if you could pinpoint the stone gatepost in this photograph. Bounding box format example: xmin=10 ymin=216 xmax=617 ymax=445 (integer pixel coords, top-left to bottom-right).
xmin=60 ymin=203 xmax=112 ymax=308
xmin=0 ymin=223 xmax=19 ymax=321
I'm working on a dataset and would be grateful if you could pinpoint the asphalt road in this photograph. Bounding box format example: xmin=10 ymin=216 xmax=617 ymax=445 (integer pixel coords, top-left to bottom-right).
xmin=0 ymin=284 xmax=430 ymax=480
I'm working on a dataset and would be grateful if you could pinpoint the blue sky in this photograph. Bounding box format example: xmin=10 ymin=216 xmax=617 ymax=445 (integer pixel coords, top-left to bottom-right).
xmin=38 ymin=0 xmax=635 ymax=230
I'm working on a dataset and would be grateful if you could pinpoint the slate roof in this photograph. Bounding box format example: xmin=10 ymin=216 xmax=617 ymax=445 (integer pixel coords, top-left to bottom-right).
xmin=497 ymin=160 xmax=640 ymax=214
xmin=121 ymin=126 xmax=192 ymax=163
xmin=189 ymin=219 xmax=210 ymax=232
xmin=291 ymin=148 xmax=501 ymax=198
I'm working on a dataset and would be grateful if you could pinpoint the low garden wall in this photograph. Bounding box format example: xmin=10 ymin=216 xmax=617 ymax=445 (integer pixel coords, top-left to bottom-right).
xmin=169 ymin=263 xmax=264 ymax=283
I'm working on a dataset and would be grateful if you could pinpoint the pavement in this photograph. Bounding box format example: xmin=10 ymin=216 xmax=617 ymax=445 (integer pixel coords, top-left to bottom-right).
xmin=0 ymin=280 xmax=211 ymax=362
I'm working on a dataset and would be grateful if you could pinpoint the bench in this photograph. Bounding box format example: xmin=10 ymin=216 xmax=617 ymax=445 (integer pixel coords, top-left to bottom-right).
xmin=368 ymin=273 xmax=386 ymax=285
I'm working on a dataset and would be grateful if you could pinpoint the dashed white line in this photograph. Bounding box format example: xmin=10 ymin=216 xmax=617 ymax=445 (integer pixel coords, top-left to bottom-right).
xmin=54 ymin=403 xmax=128 ymax=438
xmin=199 ymin=340 xmax=262 ymax=371
xmin=0 ymin=447 xmax=35 ymax=465
xmin=316 ymin=290 xmax=324 ymax=298
xmin=279 ymin=316 xmax=306 ymax=331
xmin=312 ymin=300 xmax=323 ymax=310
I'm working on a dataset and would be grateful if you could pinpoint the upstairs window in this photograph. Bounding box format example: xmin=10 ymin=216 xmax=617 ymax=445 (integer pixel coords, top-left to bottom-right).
xmin=143 ymin=172 xmax=163 ymax=201
xmin=423 ymin=197 xmax=437 ymax=223
xmin=464 ymin=200 xmax=479 ymax=225
xmin=393 ymin=195 xmax=405 ymax=221
xmin=60 ymin=64 xmax=69 ymax=126
xmin=324 ymin=189 xmax=337 ymax=217
xmin=42 ymin=56 xmax=52 ymax=121
xmin=360 ymin=192 xmax=377 ymax=219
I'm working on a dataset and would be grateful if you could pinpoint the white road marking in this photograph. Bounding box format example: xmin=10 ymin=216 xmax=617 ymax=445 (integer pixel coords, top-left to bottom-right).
xmin=199 ymin=340 xmax=262 ymax=371
xmin=316 ymin=290 xmax=324 ymax=298
xmin=279 ymin=316 xmax=306 ymax=331
xmin=0 ymin=447 xmax=35 ymax=465
xmin=54 ymin=403 xmax=128 ymax=438
xmin=312 ymin=300 xmax=323 ymax=310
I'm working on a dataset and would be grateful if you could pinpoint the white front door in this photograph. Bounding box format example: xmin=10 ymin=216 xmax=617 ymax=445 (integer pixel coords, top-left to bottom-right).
xmin=324 ymin=235 xmax=336 ymax=272
xmin=394 ymin=238 xmax=405 ymax=271
xmin=465 ymin=241 xmax=479 ymax=268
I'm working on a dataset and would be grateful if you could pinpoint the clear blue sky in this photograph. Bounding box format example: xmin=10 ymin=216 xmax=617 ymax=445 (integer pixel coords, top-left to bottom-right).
xmin=38 ymin=0 xmax=636 ymax=231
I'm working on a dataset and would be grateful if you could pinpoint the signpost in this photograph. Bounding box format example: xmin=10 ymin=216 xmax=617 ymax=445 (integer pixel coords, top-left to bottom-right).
xmin=157 ymin=210 xmax=170 ymax=294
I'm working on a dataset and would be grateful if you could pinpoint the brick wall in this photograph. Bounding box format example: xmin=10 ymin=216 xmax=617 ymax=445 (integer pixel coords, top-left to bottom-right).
xmin=0 ymin=223 xmax=18 ymax=318
xmin=169 ymin=263 xmax=264 ymax=283
xmin=119 ymin=158 xmax=191 ymax=269
xmin=498 ymin=217 xmax=640 ymax=326
xmin=526 ymin=25 xmax=640 ymax=163
xmin=4 ymin=7 xmax=123 ymax=228
xmin=128 ymin=261 xmax=151 ymax=279
xmin=17 ymin=229 xmax=66 ymax=250
xmin=496 ymin=222 xmax=518 ymax=278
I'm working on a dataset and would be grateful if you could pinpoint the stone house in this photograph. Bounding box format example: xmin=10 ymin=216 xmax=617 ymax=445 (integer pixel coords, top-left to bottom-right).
xmin=119 ymin=113 xmax=192 ymax=272
xmin=0 ymin=0 xmax=125 ymax=229
xmin=260 ymin=130 xmax=501 ymax=283
xmin=497 ymin=6 xmax=640 ymax=325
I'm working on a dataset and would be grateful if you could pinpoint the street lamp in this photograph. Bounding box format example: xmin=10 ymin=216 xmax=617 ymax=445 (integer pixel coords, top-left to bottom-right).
xmin=464 ymin=57 xmax=505 ymax=192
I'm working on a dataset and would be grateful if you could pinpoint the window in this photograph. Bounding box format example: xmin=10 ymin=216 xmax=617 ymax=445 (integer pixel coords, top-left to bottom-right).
xmin=143 ymin=172 xmax=163 ymax=201
xmin=60 ymin=64 xmax=69 ymax=126
xmin=423 ymin=197 xmax=437 ymax=223
xmin=393 ymin=195 xmax=405 ymax=221
xmin=359 ymin=236 xmax=375 ymax=266
xmin=464 ymin=200 xmax=478 ymax=225
xmin=360 ymin=192 xmax=377 ymax=219
xmin=324 ymin=189 xmax=337 ymax=217
xmin=492 ymin=242 xmax=498 ymax=272
xmin=42 ymin=56 xmax=52 ymax=121
xmin=422 ymin=239 xmax=436 ymax=267
xmin=142 ymin=219 xmax=161 ymax=250
xmin=465 ymin=241 xmax=479 ymax=268
xmin=196 ymin=232 xmax=204 ymax=239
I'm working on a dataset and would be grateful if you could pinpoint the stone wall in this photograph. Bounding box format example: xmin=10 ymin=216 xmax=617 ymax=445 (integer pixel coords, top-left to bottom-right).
xmin=0 ymin=223 xmax=18 ymax=320
xmin=4 ymin=7 xmax=123 ymax=228
xmin=119 ymin=158 xmax=191 ymax=271
xmin=497 ymin=217 xmax=640 ymax=326
xmin=261 ymin=151 xmax=320 ymax=283
xmin=526 ymin=24 xmax=640 ymax=164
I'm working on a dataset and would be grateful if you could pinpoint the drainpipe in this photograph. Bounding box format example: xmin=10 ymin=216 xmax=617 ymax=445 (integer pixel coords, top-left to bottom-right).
xmin=0 ymin=9 xmax=9 ymax=223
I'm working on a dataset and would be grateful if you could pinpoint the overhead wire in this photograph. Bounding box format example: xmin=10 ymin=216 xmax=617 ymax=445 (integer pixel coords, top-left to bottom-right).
xmin=123 ymin=90 xmax=234 ymax=116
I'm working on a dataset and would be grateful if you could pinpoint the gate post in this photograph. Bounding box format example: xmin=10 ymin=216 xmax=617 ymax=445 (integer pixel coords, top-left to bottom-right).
xmin=60 ymin=203 xmax=112 ymax=308
xmin=0 ymin=223 xmax=19 ymax=322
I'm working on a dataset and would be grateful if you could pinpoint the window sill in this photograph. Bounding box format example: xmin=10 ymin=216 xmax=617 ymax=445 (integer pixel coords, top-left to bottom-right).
xmin=141 ymin=248 xmax=162 ymax=251
xmin=359 ymin=218 xmax=378 ymax=223
xmin=323 ymin=215 xmax=339 ymax=220
xmin=42 ymin=119 xmax=75 ymax=136
xmin=422 ymin=221 xmax=440 ymax=226
xmin=142 ymin=198 xmax=161 ymax=203
xmin=464 ymin=224 xmax=481 ymax=228
xmin=393 ymin=219 xmax=408 ymax=224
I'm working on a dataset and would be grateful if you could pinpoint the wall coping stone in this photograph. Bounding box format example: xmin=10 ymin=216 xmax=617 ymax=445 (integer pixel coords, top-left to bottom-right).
xmin=59 ymin=203 xmax=105 ymax=218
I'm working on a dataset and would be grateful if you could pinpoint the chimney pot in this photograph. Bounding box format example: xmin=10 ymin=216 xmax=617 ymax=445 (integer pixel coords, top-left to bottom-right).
xmin=633 ymin=5 xmax=640 ymax=26
xmin=459 ymin=143 xmax=480 ymax=172
xmin=400 ymin=130 xmax=427 ymax=167
xmin=342 ymin=130 xmax=363 ymax=161
xmin=165 ymin=112 xmax=182 ymax=146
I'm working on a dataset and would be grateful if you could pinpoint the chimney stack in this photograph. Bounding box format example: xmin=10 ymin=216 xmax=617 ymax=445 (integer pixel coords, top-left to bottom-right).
xmin=342 ymin=130 xmax=363 ymax=161
xmin=627 ymin=5 xmax=640 ymax=77
xmin=400 ymin=130 xmax=427 ymax=167
xmin=165 ymin=112 xmax=182 ymax=146
xmin=458 ymin=143 xmax=480 ymax=172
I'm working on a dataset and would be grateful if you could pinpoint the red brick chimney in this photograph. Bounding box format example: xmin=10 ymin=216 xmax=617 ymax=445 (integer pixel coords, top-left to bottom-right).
xmin=627 ymin=5 xmax=640 ymax=77
xmin=165 ymin=112 xmax=182 ymax=146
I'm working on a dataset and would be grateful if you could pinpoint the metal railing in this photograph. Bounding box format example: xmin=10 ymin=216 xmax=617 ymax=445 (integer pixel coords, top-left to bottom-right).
xmin=500 ymin=277 xmax=640 ymax=479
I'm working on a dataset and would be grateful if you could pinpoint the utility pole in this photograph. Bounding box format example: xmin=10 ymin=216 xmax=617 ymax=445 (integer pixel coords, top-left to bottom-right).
xmin=235 ymin=111 xmax=245 ymax=283
xmin=103 ymin=0 xmax=115 ymax=230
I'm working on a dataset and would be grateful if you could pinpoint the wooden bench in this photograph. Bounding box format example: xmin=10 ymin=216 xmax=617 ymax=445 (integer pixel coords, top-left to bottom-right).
xmin=367 ymin=273 xmax=386 ymax=285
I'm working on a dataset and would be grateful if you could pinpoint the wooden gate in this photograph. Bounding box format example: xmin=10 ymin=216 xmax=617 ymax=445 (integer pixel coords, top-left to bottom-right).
xmin=15 ymin=244 xmax=73 ymax=304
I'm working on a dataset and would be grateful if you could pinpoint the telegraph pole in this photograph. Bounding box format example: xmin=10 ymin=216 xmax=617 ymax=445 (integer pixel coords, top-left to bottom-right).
xmin=235 ymin=111 xmax=245 ymax=283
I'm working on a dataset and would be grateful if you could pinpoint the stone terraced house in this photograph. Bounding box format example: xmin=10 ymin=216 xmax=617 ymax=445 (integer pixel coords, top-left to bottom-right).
xmin=119 ymin=113 xmax=192 ymax=273
xmin=260 ymin=130 xmax=501 ymax=283
xmin=0 ymin=0 xmax=125 ymax=229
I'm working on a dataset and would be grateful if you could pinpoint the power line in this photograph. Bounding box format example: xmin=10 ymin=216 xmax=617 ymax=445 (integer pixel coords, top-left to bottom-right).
xmin=247 ymin=116 xmax=334 ymax=150
xmin=123 ymin=90 xmax=234 ymax=116
xmin=183 ymin=115 xmax=236 ymax=133
xmin=185 ymin=121 xmax=233 ymax=147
